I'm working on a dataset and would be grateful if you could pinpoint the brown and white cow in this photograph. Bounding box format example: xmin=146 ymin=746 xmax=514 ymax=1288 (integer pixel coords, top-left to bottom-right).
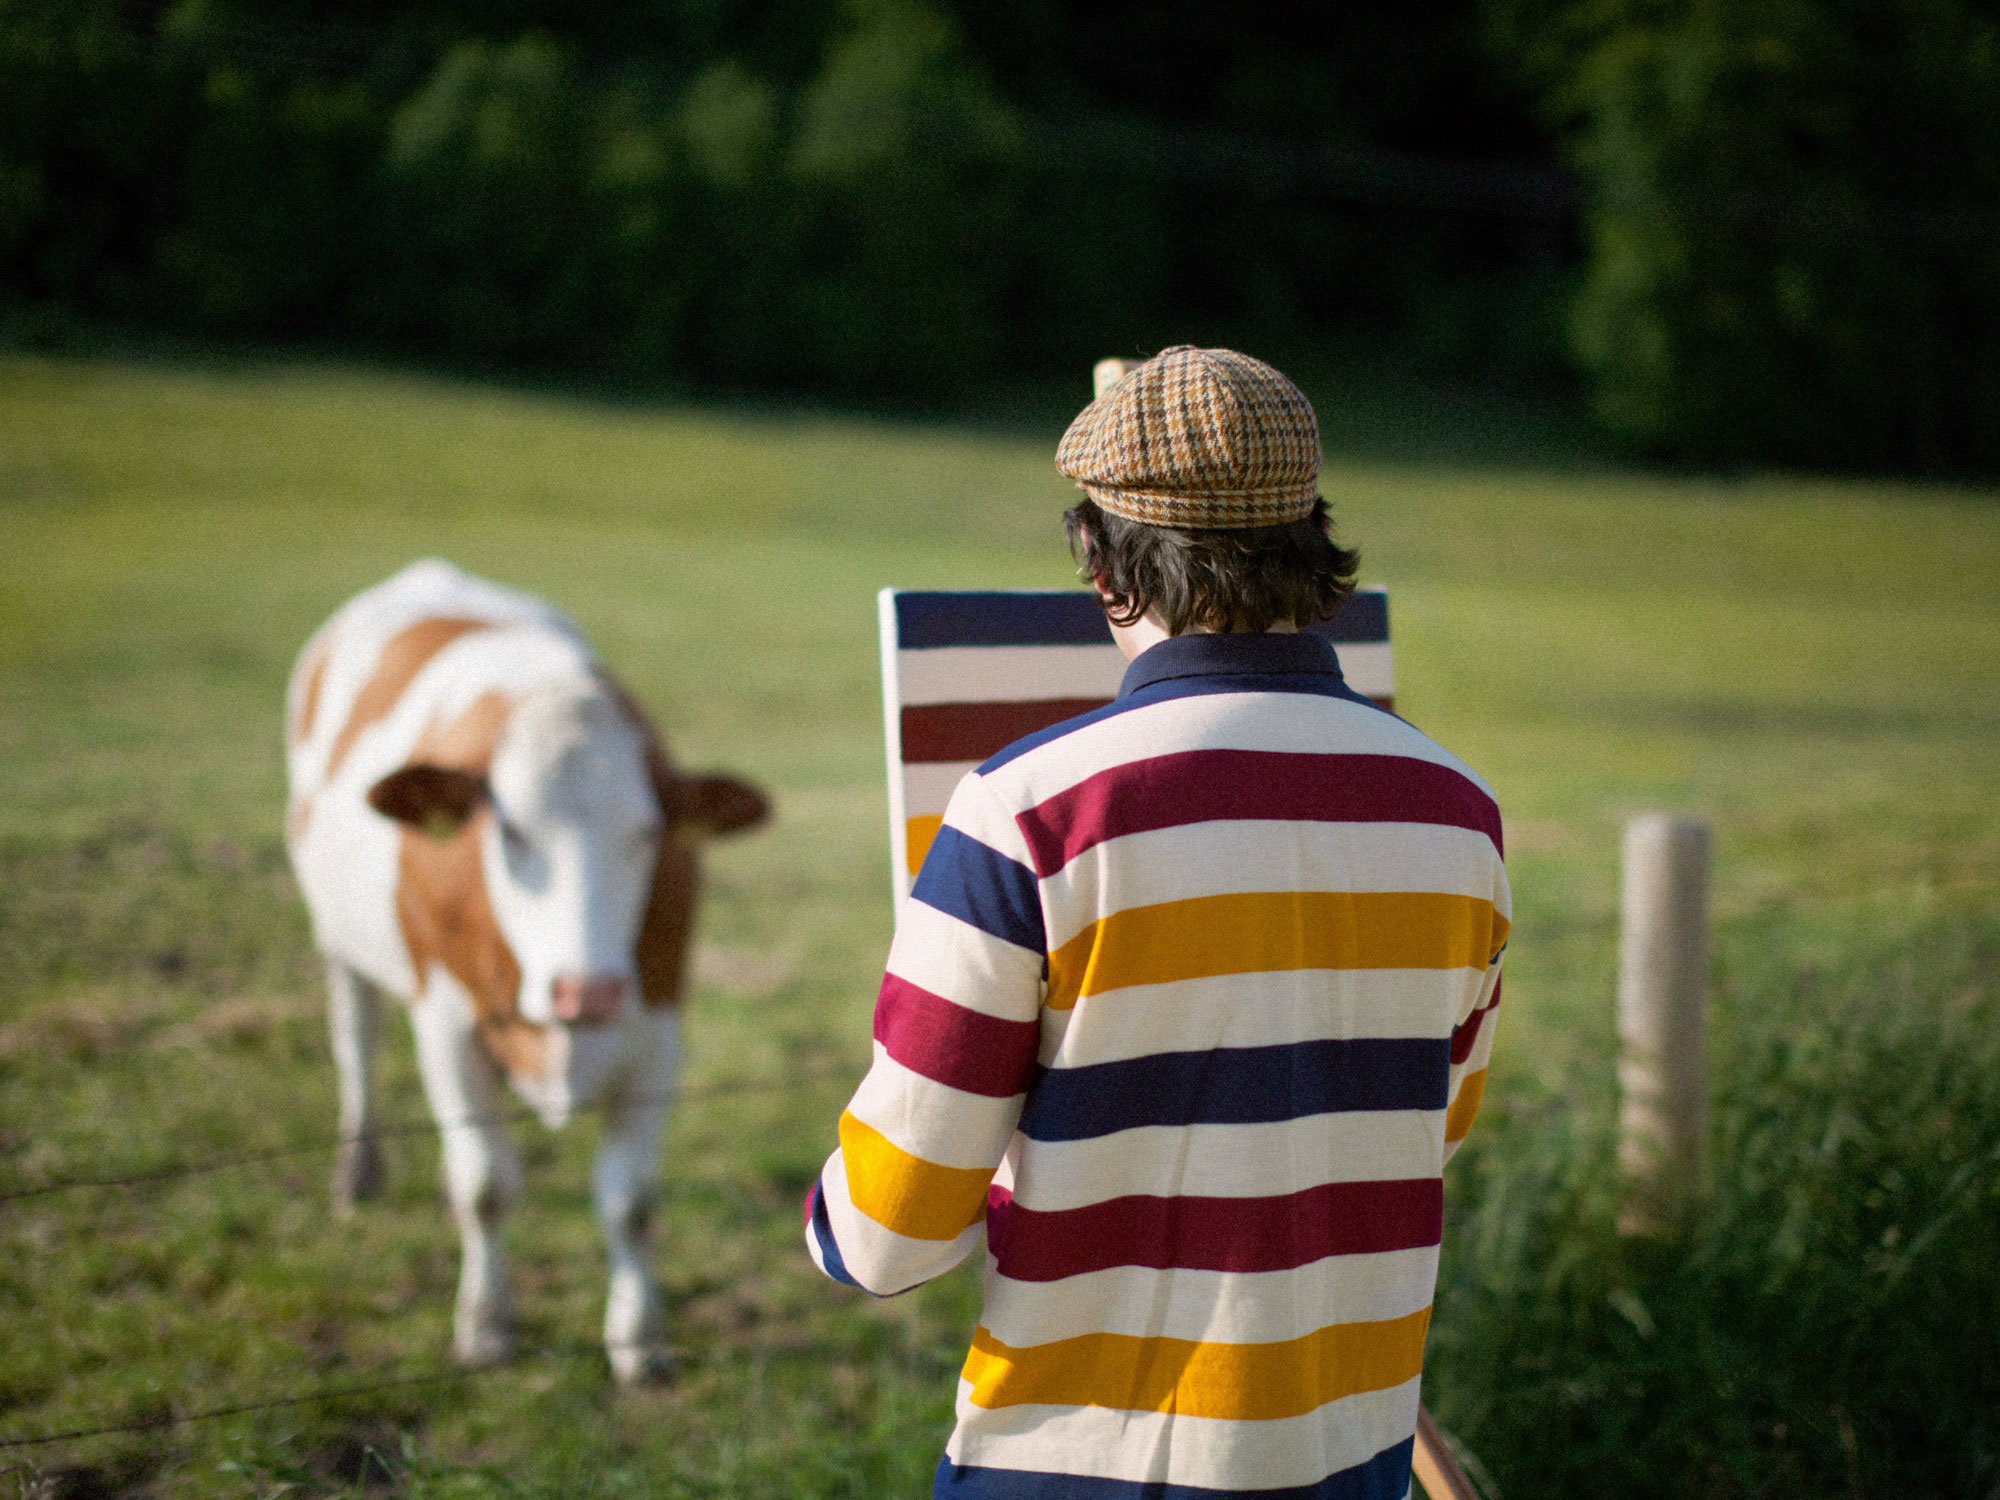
xmin=284 ymin=559 xmax=767 ymax=1383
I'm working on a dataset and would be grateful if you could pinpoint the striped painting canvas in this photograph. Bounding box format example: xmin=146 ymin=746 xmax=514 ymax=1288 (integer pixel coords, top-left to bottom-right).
xmin=878 ymin=586 xmax=1392 ymax=910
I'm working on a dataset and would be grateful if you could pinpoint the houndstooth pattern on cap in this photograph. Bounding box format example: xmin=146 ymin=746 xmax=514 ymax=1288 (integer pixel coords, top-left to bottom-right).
xmin=1055 ymin=346 xmax=1321 ymax=528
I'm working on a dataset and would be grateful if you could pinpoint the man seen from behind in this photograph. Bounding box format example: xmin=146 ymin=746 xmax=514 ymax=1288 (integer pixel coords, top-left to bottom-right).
xmin=806 ymin=346 xmax=1509 ymax=1500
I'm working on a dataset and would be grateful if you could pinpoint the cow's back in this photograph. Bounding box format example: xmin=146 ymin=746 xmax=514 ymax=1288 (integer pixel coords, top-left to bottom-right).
xmin=285 ymin=560 xmax=596 ymax=999
xmin=287 ymin=560 xmax=581 ymax=796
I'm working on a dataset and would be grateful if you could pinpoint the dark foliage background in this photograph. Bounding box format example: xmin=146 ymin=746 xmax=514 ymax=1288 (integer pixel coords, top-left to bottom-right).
xmin=1490 ymin=0 xmax=2000 ymax=472
xmin=7 ymin=0 xmax=1998 ymax=469
xmin=0 ymin=0 xmax=1567 ymax=403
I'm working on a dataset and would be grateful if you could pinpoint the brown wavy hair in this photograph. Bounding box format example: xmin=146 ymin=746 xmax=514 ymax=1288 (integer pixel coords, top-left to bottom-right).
xmin=1063 ymin=497 xmax=1360 ymax=635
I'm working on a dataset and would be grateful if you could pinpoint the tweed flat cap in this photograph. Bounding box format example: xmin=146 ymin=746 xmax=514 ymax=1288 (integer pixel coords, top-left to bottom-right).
xmin=1056 ymin=346 xmax=1321 ymax=528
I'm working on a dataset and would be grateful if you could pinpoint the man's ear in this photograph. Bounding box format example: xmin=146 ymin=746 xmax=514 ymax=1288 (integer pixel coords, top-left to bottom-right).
xmin=665 ymin=774 xmax=770 ymax=843
xmin=366 ymin=764 xmax=489 ymax=839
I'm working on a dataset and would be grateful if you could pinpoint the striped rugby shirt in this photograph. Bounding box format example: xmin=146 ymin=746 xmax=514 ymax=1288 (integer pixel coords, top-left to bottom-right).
xmin=806 ymin=630 xmax=1508 ymax=1500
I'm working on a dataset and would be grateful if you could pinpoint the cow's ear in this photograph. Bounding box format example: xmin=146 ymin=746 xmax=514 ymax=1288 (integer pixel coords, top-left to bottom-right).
xmin=666 ymin=774 xmax=770 ymax=843
xmin=367 ymin=764 xmax=489 ymax=839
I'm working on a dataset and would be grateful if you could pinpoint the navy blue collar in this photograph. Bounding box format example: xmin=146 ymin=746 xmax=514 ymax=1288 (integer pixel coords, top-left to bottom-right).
xmin=1117 ymin=630 xmax=1345 ymax=698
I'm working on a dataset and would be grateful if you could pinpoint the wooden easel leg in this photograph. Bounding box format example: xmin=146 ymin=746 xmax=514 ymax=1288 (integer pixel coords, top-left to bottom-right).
xmin=1411 ymin=1403 xmax=1480 ymax=1500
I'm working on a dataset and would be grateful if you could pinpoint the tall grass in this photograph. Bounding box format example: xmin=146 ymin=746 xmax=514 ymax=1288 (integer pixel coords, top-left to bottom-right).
xmin=1431 ymin=899 xmax=2000 ymax=1497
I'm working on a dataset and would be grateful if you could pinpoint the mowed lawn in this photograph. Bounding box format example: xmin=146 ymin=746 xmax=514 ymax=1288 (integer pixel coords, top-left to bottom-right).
xmin=1 ymin=352 xmax=1996 ymax=1498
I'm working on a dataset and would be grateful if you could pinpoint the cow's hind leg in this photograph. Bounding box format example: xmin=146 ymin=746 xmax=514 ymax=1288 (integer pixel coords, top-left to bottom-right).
xmin=595 ymin=1008 xmax=681 ymax=1385
xmin=410 ymin=973 xmax=521 ymax=1367
xmin=326 ymin=958 xmax=384 ymax=1215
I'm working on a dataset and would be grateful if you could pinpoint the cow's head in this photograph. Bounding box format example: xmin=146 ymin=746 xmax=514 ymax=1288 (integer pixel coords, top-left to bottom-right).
xmin=367 ymin=683 xmax=768 ymax=1072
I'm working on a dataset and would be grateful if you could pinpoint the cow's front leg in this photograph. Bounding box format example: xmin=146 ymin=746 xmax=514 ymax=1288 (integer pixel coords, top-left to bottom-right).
xmin=410 ymin=970 xmax=521 ymax=1367
xmin=325 ymin=957 xmax=384 ymax=1216
xmin=595 ymin=1007 xmax=681 ymax=1385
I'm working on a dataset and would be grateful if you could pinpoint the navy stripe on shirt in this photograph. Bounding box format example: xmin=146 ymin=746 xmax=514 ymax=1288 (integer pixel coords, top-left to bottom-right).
xmin=933 ymin=1436 xmax=1415 ymax=1500
xmin=1016 ymin=1036 xmax=1450 ymax=1143
xmin=911 ymin=823 xmax=1046 ymax=953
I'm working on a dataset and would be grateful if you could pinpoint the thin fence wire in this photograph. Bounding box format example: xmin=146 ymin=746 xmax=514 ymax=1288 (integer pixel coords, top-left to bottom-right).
xmin=0 ymin=1060 xmax=865 ymax=1452
xmin=0 ymin=1368 xmax=487 ymax=1452
xmin=0 ymin=1061 xmax=860 ymax=1205
xmin=0 ymin=1337 xmax=720 ymax=1452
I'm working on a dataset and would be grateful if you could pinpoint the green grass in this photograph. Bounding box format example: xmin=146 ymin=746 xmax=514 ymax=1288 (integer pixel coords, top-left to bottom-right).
xmin=1 ymin=350 xmax=1996 ymax=1498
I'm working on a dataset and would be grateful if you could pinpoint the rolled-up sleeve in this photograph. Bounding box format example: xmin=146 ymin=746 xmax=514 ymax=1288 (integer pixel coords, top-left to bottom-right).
xmin=806 ymin=772 xmax=1045 ymax=1295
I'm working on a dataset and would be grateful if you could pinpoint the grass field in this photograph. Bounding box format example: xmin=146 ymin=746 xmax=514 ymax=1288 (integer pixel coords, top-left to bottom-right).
xmin=1 ymin=350 xmax=1997 ymax=1498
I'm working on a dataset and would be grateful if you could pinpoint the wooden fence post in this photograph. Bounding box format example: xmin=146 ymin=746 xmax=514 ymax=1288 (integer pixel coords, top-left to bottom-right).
xmin=1617 ymin=814 xmax=1710 ymax=1235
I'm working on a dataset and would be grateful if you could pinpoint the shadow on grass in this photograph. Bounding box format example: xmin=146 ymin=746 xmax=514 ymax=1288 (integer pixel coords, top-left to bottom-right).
xmin=1 ymin=310 xmax=1621 ymax=477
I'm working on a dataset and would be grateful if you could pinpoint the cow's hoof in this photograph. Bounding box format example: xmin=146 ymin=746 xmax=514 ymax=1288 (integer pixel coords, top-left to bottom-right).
xmin=331 ymin=1137 xmax=384 ymax=1218
xmin=453 ymin=1325 xmax=514 ymax=1369
xmin=609 ymin=1341 xmax=676 ymax=1387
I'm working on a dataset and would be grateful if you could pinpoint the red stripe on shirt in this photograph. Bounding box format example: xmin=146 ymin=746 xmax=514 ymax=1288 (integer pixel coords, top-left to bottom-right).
xmin=874 ymin=973 xmax=1040 ymax=1098
xmin=1014 ymin=749 xmax=1503 ymax=876
xmin=1451 ymin=976 xmax=1503 ymax=1065
xmin=985 ymin=1177 xmax=1444 ymax=1282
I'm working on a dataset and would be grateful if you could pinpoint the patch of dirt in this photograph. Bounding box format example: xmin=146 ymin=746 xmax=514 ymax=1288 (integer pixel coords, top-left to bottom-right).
xmin=0 ymin=991 xmax=321 ymax=1064
xmin=0 ymin=992 xmax=171 ymax=1064
xmin=154 ymin=994 xmax=319 ymax=1053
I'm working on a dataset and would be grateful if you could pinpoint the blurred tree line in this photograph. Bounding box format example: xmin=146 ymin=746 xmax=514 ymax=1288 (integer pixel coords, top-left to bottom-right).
xmin=3 ymin=0 xmax=1998 ymax=471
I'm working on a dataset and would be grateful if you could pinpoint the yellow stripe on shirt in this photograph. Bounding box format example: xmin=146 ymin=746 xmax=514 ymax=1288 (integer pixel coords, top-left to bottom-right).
xmin=1047 ymin=890 xmax=1509 ymax=1010
xmin=962 ymin=1305 xmax=1432 ymax=1420
xmin=1444 ymin=1068 xmax=1487 ymax=1144
xmin=838 ymin=1111 xmax=994 ymax=1242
